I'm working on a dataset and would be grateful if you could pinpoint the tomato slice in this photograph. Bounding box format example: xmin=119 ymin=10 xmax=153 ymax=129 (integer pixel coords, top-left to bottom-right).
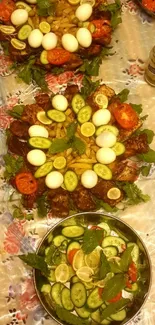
xmin=15 ymin=172 xmax=38 ymax=195
xmin=113 ymin=103 xmax=139 ymax=129
xmin=128 ymin=262 xmax=137 ymax=282
xmin=90 ymin=225 xmax=102 ymax=230
xmin=142 ymin=0 xmax=155 ymax=11
xmin=98 ymin=287 xmax=104 ymax=298
xmin=67 ymin=248 xmax=80 ymax=265
xmin=0 ymin=0 xmax=15 ymax=22
xmin=108 ymin=291 xmax=122 ymax=303
xmin=47 ymin=48 xmax=71 ymax=65
xmin=89 ymin=20 xmax=111 ymax=39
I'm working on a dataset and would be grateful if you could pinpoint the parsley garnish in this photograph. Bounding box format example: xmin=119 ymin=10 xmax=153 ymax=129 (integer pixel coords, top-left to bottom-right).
xmin=137 ymin=149 xmax=155 ymax=163
xmin=37 ymin=0 xmax=56 ymax=16
xmin=37 ymin=193 xmax=49 ymax=218
xmin=117 ymin=88 xmax=129 ymax=102
xmin=130 ymin=103 xmax=143 ymax=114
xmin=7 ymin=104 xmax=24 ymax=119
xmin=99 ymin=0 xmax=122 ymax=29
xmin=4 ymin=154 xmax=24 ymax=180
xmin=82 ymin=228 xmax=104 ymax=254
xmin=80 ymin=76 xmax=100 ymax=99
xmin=56 ymin=307 xmax=89 ymax=325
xmin=140 ymin=165 xmax=151 ymax=177
xmin=135 ymin=129 xmax=155 ymax=144
xmin=120 ymin=182 xmax=150 ymax=205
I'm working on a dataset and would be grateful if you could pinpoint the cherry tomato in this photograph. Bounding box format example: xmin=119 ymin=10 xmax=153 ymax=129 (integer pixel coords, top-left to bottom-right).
xmin=113 ymin=103 xmax=139 ymax=129
xmin=90 ymin=226 xmax=102 ymax=230
xmin=47 ymin=48 xmax=71 ymax=65
xmin=108 ymin=291 xmax=122 ymax=303
xmin=0 ymin=0 xmax=15 ymax=22
xmin=121 ymin=244 xmax=126 ymax=251
xmin=142 ymin=0 xmax=155 ymax=11
xmin=67 ymin=248 xmax=80 ymax=265
xmin=89 ymin=20 xmax=111 ymax=39
xmin=128 ymin=262 xmax=137 ymax=282
xmin=15 ymin=172 xmax=38 ymax=195
xmin=98 ymin=287 xmax=104 ymax=298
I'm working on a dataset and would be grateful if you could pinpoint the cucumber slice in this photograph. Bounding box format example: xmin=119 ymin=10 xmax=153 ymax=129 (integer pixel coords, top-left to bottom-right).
xmin=61 ymin=287 xmax=74 ymax=311
xmin=71 ymin=94 xmax=85 ymax=114
xmin=45 ymin=247 xmax=50 ymax=256
xmin=91 ymin=309 xmax=101 ymax=323
xmin=96 ymin=125 xmax=119 ymax=137
xmin=125 ymin=282 xmax=138 ymax=292
xmin=40 ymin=50 xmax=49 ymax=65
xmin=41 ymin=284 xmax=51 ymax=294
xmin=93 ymin=163 xmax=112 ymax=180
xmin=28 ymin=137 xmax=51 ymax=149
xmin=34 ymin=161 xmax=53 ymax=178
xmin=71 ymin=275 xmax=79 ymax=284
xmin=111 ymin=142 xmax=125 ymax=156
xmin=48 ymin=269 xmax=56 ymax=282
xmin=47 ymin=109 xmax=66 ymax=122
xmin=71 ymin=282 xmax=87 ymax=307
xmin=127 ymin=242 xmax=139 ymax=263
xmin=59 ymin=240 xmax=68 ymax=253
xmin=16 ymin=1 xmax=31 ymax=11
xmin=47 ymin=232 xmax=53 ymax=243
xmin=75 ymin=306 xmax=90 ymax=319
xmin=111 ymin=309 xmax=126 ymax=321
xmin=62 ymin=226 xmax=84 ymax=238
xmin=87 ymin=288 xmax=103 ymax=309
xmin=64 ymin=170 xmax=78 ymax=192
xmin=77 ymin=105 xmax=92 ymax=124
xmin=53 ymin=235 xmax=67 ymax=247
xmin=51 ymin=283 xmax=64 ymax=306
xmin=102 ymin=236 xmax=126 ymax=253
xmin=97 ymin=222 xmax=110 ymax=235
xmin=101 ymin=320 xmax=111 ymax=325
xmin=67 ymin=241 xmax=81 ymax=256
xmin=18 ymin=24 xmax=32 ymax=40
xmin=103 ymin=246 xmax=118 ymax=258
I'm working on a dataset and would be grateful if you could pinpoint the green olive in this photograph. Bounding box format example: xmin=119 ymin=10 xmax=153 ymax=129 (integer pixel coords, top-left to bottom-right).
xmin=28 ymin=10 xmax=35 ymax=17
xmin=47 ymin=16 xmax=54 ymax=23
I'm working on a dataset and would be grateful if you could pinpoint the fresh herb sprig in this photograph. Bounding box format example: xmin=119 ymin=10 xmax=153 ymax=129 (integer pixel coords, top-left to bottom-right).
xmin=101 ymin=298 xmax=130 ymax=320
xmin=99 ymin=0 xmax=122 ymax=29
xmin=56 ymin=306 xmax=89 ymax=325
xmin=117 ymin=182 xmax=150 ymax=205
xmin=4 ymin=154 xmax=24 ymax=180
xmin=19 ymin=253 xmax=49 ymax=277
xmin=82 ymin=228 xmax=104 ymax=254
xmin=37 ymin=0 xmax=56 ymax=16
xmin=7 ymin=105 xmax=24 ymax=119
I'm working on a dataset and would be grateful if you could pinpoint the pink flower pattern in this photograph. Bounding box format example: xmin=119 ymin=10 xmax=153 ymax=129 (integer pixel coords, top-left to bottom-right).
xmin=4 ymin=220 xmax=25 ymax=255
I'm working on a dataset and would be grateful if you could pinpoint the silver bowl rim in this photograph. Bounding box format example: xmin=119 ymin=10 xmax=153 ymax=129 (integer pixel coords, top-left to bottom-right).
xmin=34 ymin=211 xmax=152 ymax=325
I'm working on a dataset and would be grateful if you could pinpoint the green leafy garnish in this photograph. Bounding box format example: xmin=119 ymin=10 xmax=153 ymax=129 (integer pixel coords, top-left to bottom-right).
xmin=122 ymin=182 xmax=150 ymax=205
xmin=137 ymin=149 xmax=155 ymax=163
xmin=140 ymin=165 xmax=151 ymax=177
xmin=141 ymin=114 xmax=148 ymax=121
xmin=101 ymin=273 xmax=127 ymax=300
xmin=99 ymin=0 xmax=122 ymax=29
xmin=1 ymin=41 xmax=9 ymax=56
xmin=7 ymin=104 xmax=24 ymax=119
xmin=56 ymin=306 xmax=89 ymax=325
xmin=135 ymin=129 xmax=155 ymax=144
xmin=72 ymin=136 xmax=86 ymax=155
xmin=120 ymin=245 xmax=134 ymax=272
xmin=67 ymin=122 xmax=78 ymax=139
xmin=45 ymin=244 xmax=56 ymax=265
xmin=51 ymin=67 xmax=65 ymax=75
xmin=19 ymin=253 xmax=49 ymax=276
xmin=13 ymin=206 xmax=33 ymax=220
xmin=82 ymin=228 xmax=104 ymax=254
xmin=4 ymin=154 xmax=24 ymax=180
xmin=98 ymin=251 xmax=111 ymax=279
xmin=37 ymin=193 xmax=49 ymax=218
xmin=101 ymin=298 xmax=130 ymax=320
xmin=94 ymin=198 xmax=118 ymax=213
xmin=48 ymin=138 xmax=70 ymax=154
xmin=117 ymin=89 xmax=130 ymax=102
xmin=80 ymin=76 xmax=100 ymax=99
xmin=37 ymin=0 xmax=56 ymax=16
xmin=130 ymin=103 xmax=143 ymax=114
xmin=109 ymin=260 xmax=122 ymax=273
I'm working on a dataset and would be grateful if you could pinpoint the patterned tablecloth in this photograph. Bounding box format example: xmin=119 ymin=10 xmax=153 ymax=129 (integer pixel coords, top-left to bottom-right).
xmin=0 ymin=0 xmax=155 ymax=324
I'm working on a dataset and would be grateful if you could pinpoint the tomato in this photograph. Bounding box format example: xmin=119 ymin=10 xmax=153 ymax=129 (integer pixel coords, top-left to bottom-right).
xmin=108 ymin=291 xmax=122 ymax=303
xmin=113 ymin=103 xmax=139 ymax=129
xmin=98 ymin=287 xmax=104 ymax=298
xmin=15 ymin=172 xmax=38 ymax=195
xmin=47 ymin=48 xmax=71 ymax=65
xmin=0 ymin=0 xmax=15 ymax=22
xmin=90 ymin=226 xmax=102 ymax=230
xmin=128 ymin=262 xmax=137 ymax=282
xmin=126 ymin=278 xmax=132 ymax=289
xmin=89 ymin=20 xmax=111 ymax=39
xmin=142 ymin=0 xmax=155 ymax=11
xmin=67 ymin=248 xmax=79 ymax=265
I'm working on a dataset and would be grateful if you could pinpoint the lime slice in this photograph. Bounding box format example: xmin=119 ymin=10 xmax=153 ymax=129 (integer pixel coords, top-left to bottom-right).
xmin=39 ymin=21 xmax=51 ymax=34
xmin=72 ymin=249 xmax=85 ymax=271
xmin=53 ymin=157 xmax=67 ymax=170
xmin=18 ymin=25 xmax=32 ymax=40
xmin=0 ymin=25 xmax=15 ymax=34
xmin=68 ymin=0 xmax=80 ymax=4
xmin=76 ymin=266 xmax=94 ymax=282
xmin=55 ymin=263 xmax=70 ymax=283
xmin=37 ymin=111 xmax=52 ymax=125
xmin=40 ymin=50 xmax=49 ymax=65
xmin=81 ymin=122 xmax=95 ymax=137
xmin=80 ymin=0 xmax=95 ymax=5
xmin=107 ymin=187 xmax=121 ymax=200
xmin=94 ymin=94 xmax=108 ymax=109
xmin=11 ymin=38 xmax=26 ymax=50
xmin=85 ymin=248 xmax=101 ymax=270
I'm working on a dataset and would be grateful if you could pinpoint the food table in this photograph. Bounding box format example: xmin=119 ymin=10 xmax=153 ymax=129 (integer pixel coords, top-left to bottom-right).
xmin=0 ymin=0 xmax=155 ymax=324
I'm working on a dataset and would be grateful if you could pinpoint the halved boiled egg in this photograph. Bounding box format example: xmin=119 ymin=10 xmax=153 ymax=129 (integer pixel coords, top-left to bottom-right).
xmin=28 ymin=125 xmax=49 ymax=138
xmin=96 ymin=148 xmax=116 ymax=164
xmin=62 ymin=34 xmax=78 ymax=52
xmin=27 ymin=149 xmax=46 ymax=166
xmin=52 ymin=94 xmax=68 ymax=111
xmin=76 ymin=28 xmax=92 ymax=48
xmin=81 ymin=170 xmax=98 ymax=188
xmin=96 ymin=131 xmax=117 ymax=148
xmin=45 ymin=171 xmax=64 ymax=189
xmin=92 ymin=109 xmax=111 ymax=127
xmin=75 ymin=3 xmax=93 ymax=21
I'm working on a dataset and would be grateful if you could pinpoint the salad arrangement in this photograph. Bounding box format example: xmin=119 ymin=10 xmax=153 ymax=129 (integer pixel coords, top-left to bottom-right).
xmin=4 ymin=79 xmax=155 ymax=219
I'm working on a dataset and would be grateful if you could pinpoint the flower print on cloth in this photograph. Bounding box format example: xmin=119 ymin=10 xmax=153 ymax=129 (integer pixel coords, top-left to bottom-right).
xmin=0 ymin=51 xmax=13 ymax=77
xmin=18 ymin=278 xmax=40 ymax=312
xmin=3 ymin=220 xmax=26 ymax=254
xmin=122 ymin=0 xmax=153 ymax=24
xmin=122 ymin=58 xmax=145 ymax=85
xmin=45 ymin=71 xmax=83 ymax=93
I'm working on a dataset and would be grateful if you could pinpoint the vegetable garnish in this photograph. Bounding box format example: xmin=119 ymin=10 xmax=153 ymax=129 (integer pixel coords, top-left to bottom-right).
xmin=15 ymin=172 xmax=38 ymax=195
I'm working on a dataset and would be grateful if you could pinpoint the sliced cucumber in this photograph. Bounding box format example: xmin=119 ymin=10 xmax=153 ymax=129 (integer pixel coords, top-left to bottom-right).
xmin=77 ymin=105 xmax=92 ymax=124
xmin=47 ymin=109 xmax=66 ymax=122
xmin=62 ymin=226 xmax=84 ymax=238
xmin=82 ymin=281 xmax=94 ymax=290
xmin=127 ymin=242 xmax=139 ymax=263
xmin=101 ymin=320 xmax=111 ymax=325
xmin=111 ymin=308 xmax=126 ymax=321
xmin=48 ymin=270 xmax=56 ymax=282
xmin=111 ymin=142 xmax=125 ymax=156
xmin=59 ymin=240 xmax=68 ymax=253
xmin=18 ymin=24 xmax=32 ymax=40
xmin=103 ymin=246 xmax=118 ymax=258
xmin=93 ymin=164 xmax=112 ymax=180
xmin=16 ymin=1 xmax=31 ymax=11
xmin=40 ymin=50 xmax=49 ymax=65
xmin=97 ymin=222 xmax=110 ymax=235
xmin=41 ymin=284 xmax=51 ymax=294
xmin=47 ymin=232 xmax=53 ymax=244
xmin=71 ymin=94 xmax=85 ymax=114
xmin=91 ymin=309 xmax=100 ymax=323
xmin=125 ymin=282 xmax=138 ymax=292
xmin=102 ymin=236 xmax=126 ymax=253
xmin=96 ymin=125 xmax=119 ymax=137
xmin=53 ymin=235 xmax=67 ymax=247
xmin=71 ymin=275 xmax=79 ymax=284
xmin=68 ymin=265 xmax=75 ymax=279
xmin=67 ymin=241 xmax=81 ymax=256
xmin=87 ymin=288 xmax=103 ymax=309
xmin=34 ymin=161 xmax=53 ymax=178
xmin=64 ymin=170 xmax=78 ymax=192
xmin=45 ymin=247 xmax=50 ymax=256
xmin=61 ymin=287 xmax=74 ymax=311
xmin=28 ymin=137 xmax=51 ymax=149
xmin=71 ymin=282 xmax=87 ymax=307
xmin=75 ymin=306 xmax=90 ymax=319
xmin=51 ymin=283 xmax=64 ymax=306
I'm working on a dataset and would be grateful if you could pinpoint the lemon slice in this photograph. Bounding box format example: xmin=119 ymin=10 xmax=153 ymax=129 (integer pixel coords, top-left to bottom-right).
xmin=0 ymin=25 xmax=15 ymax=34
xmin=76 ymin=266 xmax=94 ymax=282
xmin=37 ymin=111 xmax=52 ymax=125
xmin=53 ymin=157 xmax=67 ymax=170
xmin=94 ymin=272 xmax=114 ymax=287
xmin=80 ymin=0 xmax=95 ymax=6
xmin=72 ymin=249 xmax=85 ymax=271
xmin=39 ymin=21 xmax=51 ymax=34
xmin=85 ymin=248 xmax=100 ymax=269
xmin=55 ymin=263 xmax=70 ymax=283
xmin=94 ymin=94 xmax=108 ymax=109
xmin=68 ymin=0 xmax=80 ymax=4
xmin=107 ymin=187 xmax=121 ymax=200
xmin=81 ymin=122 xmax=95 ymax=137
xmin=11 ymin=38 xmax=26 ymax=50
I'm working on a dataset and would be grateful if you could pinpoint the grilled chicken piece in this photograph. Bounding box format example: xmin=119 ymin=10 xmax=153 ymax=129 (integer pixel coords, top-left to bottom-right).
xmin=63 ymin=53 xmax=83 ymax=70
xmin=71 ymin=185 xmax=96 ymax=211
xmin=64 ymin=85 xmax=79 ymax=102
xmin=10 ymin=120 xmax=30 ymax=138
xmin=79 ymin=44 xmax=102 ymax=58
xmin=90 ymin=179 xmax=124 ymax=207
xmin=48 ymin=188 xmax=69 ymax=218
xmin=113 ymin=161 xmax=139 ymax=182
xmin=117 ymin=120 xmax=143 ymax=142
xmin=21 ymin=103 xmax=43 ymax=125
xmin=7 ymin=135 xmax=29 ymax=157
xmin=35 ymin=93 xmax=51 ymax=111
xmin=122 ymin=133 xmax=149 ymax=159
xmin=87 ymin=84 xmax=115 ymax=112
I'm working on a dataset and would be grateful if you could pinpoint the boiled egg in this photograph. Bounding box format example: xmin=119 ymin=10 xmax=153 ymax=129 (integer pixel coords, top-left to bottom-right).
xmin=11 ymin=9 xmax=28 ymax=26
xmin=75 ymin=3 xmax=93 ymax=21
xmin=76 ymin=28 xmax=92 ymax=48
xmin=96 ymin=131 xmax=117 ymax=148
xmin=26 ymin=0 xmax=37 ymax=3
xmin=62 ymin=34 xmax=78 ymax=52
xmin=52 ymin=94 xmax=68 ymax=111
xmin=42 ymin=32 xmax=58 ymax=50
xmin=96 ymin=148 xmax=116 ymax=164
xmin=27 ymin=149 xmax=46 ymax=166
xmin=28 ymin=125 xmax=49 ymax=138
xmin=81 ymin=170 xmax=98 ymax=189
xmin=45 ymin=171 xmax=64 ymax=189
xmin=28 ymin=29 xmax=43 ymax=48
xmin=92 ymin=109 xmax=111 ymax=127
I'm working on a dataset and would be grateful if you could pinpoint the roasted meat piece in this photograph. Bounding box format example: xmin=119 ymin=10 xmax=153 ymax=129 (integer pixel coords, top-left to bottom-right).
xmin=63 ymin=53 xmax=83 ymax=70
xmin=64 ymin=85 xmax=79 ymax=102
xmin=79 ymin=44 xmax=102 ymax=58
xmin=35 ymin=93 xmax=51 ymax=111
xmin=90 ymin=179 xmax=124 ymax=207
xmin=122 ymin=133 xmax=149 ymax=159
xmin=87 ymin=84 xmax=115 ymax=112
xmin=10 ymin=120 xmax=30 ymax=138
xmin=71 ymin=185 xmax=96 ymax=211
xmin=117 ymin=120 xmax=143 ymax=142
xmin=113 ymin=161 xmax=139 ymax=182
xmin=22 ymin=192 xmax=37 ymax=210
xmin=48 ymin=188 xmax=69 ymax=218
xmin=21 ymin=103 xmax=43 ymax=125
xmin=7 ymin=135 xmax=29 ymax=156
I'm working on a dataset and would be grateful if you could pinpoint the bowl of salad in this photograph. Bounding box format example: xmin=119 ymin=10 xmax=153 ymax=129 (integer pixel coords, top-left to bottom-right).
xmin=23 ymin=212 xmax=152 ymax=325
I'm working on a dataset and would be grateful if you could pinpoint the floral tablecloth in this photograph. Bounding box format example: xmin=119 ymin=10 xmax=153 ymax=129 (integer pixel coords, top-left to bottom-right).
xmin=0 ymin=0 xmax=155 ymax=324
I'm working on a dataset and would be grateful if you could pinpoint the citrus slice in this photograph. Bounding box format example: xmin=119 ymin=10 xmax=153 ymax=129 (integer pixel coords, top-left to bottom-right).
xmin=0 ymin=25 xmax=15 ymax=34
xmin=39 ymin=21 xmax=51 ymax=34
xmin=76 ymin=266 xmax=94 ymax=282
xmin=53 ymin=156 xmax=67 ymax=170
xmin=11 ymin=38 xmax=26 ymax=50
xmin=107 ymin=187 xmax=121 ymax=200
xmin=72 ymin=249 xmax=85 ymax=271
xmin=68 ymin=0 xmax=80 ymax=4
xmin=85 ymin=248 xmax=100 ymax=269
xmin=81 ymin=122 xmax=95 ymax=137
xmin=94 ymin=94 xmax=108 ymax=109
xmin=55 ymin=263 xmax=70 ymax=283
xmin=18 ymin=25 xmax=32 ymax=40
xmin=37 ymin=111 xmax=52 ymax=125
xmin=94 ymin=272 xmax=114 ymax=288
xmin=80 ymin=0 xmax=95 ymax=6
